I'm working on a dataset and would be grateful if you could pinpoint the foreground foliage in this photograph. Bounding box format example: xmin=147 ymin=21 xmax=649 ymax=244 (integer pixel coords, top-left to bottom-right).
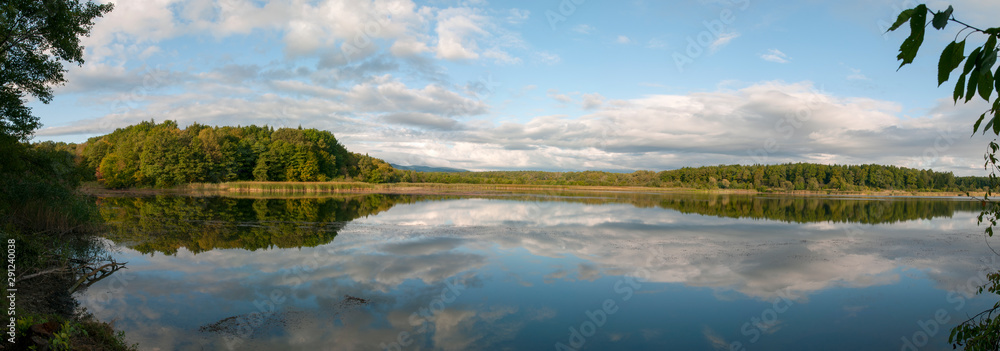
xmin=0 ymin=0 xmax=113 ymax=143
xmin=889 ymin=4 xmax=1000 ymax=350
xmin=1 ymin=0 xmax=138 ymax=349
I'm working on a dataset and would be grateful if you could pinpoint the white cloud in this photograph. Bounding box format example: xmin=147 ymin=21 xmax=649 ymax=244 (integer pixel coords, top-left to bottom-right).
xmin=80 ymin=0 xmax=538 ymax=68
xmin=390 ymin=36 xmax=433 ymax=57
xmin=80 ymin=0 xmax=184 ymax=63
xmin=435 ymin=7 xmax=488 ymax=60
xmin=582 ymin=93 xmax=604 ymax=110
xmin=507 ymin=8 xmax=530 ymax=23
xmin=546 ymin=89 xmax=573 ymax=104
xmin=38 ymin=80 xmax=991 ymax=175
xmin=760 ymin=48 xmax=790 ymax=63
xmin=616 ymin=35 xmax=632 ymax=44
xmin=372 ymin=81 xmax=987 ymax=174
xmin=37 ymin=76 xmax=990 ymax=175
xmin=483 ymin=48 xmax=522 ymax=65
xmin=536 ymin=52 xmax=561 ymax=65
xmin=646 ymin=38 xmax=667 ymax=49
xmin=709 ymin=31 xmax=740 ymax=52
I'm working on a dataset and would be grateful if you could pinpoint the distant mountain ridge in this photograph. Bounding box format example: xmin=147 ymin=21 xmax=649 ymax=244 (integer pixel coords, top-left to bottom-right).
xmin=390 ymin=164 xmax=468 ymax=173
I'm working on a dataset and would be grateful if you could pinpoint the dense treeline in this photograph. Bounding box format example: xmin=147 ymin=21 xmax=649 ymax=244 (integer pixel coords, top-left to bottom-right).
xmin=656 ymin=164 xmax=980 ymax=191
xmin=405 ymin=164 xmax=988 ymax=192
xmin=73 ymin=120 xmax=398 ymax=188
xmin=45 ymin=121 xmax=989 ymax=192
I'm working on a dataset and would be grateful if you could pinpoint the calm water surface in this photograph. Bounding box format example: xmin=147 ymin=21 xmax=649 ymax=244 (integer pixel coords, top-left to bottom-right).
xmin=78 ymin=194 xmax=1000 ymax=350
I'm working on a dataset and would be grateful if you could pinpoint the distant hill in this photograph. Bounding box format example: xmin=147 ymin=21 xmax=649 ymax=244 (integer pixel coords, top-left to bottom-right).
xmin=391 ymin=164 xmax=468 ymax=173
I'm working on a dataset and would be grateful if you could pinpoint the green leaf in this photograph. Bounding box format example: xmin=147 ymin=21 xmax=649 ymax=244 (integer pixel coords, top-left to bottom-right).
xmin=967 ymin=66 xmax=981 ymax=102
xmin=938 ymin=40 xmax=966 ymax=86
xmin=995 ymin=66 xmax=1000 ymax=97
xmin=984 ymin=115 xmax=994 ymax=135
xmin=887 ymin=9 xmax=914 ymax=32
xmin=980 ymin=68 xmax=994 ymax=101
xmin=964 ymin=47 xmax=982 ymax=76
xmin=909 ymin=4 xmax=927 ymax=32
xmin=897 ymin=32 xmax=925 ymax=69
xmin=931 ymin=5 xmax=953 ymax=30
xmin=974 ymin=113 xmax=986 ymax=134
xmin=982 ymin=48 xmax=998 ymax=70
xmin=995 ymin=110 xmax=1000 ymax=137
xmin=954 ymin=74 xmax=966 ymax=103
xmin=985 ymin=35 xmax=998 ymax=54
xmin=896 ymin=5 xmax=927 ymax=69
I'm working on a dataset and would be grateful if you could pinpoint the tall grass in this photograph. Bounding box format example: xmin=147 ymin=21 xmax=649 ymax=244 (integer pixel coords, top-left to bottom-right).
xmin=0 ymin=175 xmax=101 ymax=271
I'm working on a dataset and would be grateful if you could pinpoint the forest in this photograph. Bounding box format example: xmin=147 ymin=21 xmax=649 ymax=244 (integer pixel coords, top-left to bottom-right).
xmin=44 ymin=120 xmax=990 ymax=192
xmin=58 ymin=120 xmax=397 ymax=188
xmin=402 ymin=165 xmax=985 ymax=191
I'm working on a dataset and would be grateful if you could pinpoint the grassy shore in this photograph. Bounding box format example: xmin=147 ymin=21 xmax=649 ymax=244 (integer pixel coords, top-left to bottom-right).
xmin=81 ymin=181 xmax=982 ymax=198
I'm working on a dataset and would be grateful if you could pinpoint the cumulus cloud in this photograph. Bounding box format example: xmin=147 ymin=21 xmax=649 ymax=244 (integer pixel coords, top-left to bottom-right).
xmin=581 ymin=93 xmax=604 ymax=110
xmin=39 ymin=80 xmax=992 ymax=175
xmin=365 ymin=81 xmax=987 ymax=174
xmin=434 ymin=7 xmax=488 ymax=60
xmin=78 ymin=0 xmax=538 ymax=71
xmin=381 ymin=112 xmax=459 ymax=130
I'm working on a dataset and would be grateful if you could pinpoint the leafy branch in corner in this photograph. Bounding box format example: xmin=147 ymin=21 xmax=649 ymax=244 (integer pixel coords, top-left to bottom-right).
xmin=889 ymin=5 xmax=1000 ymax=350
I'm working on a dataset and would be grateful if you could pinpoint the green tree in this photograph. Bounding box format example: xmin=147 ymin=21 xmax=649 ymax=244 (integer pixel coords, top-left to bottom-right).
xmin=0 ymin=0 xmax=113 ymax=143
xmin=889 ymin=5 xmax=1000 ymax=349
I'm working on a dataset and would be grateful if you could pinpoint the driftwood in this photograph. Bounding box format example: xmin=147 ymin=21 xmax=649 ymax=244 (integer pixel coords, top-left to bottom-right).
xmin=14 ymin=257 xmax=126 ymax=294
xmin=68 ymin=260 xmax=126 ymax=293
xmin=19 ymin=266 xmax=69 ymax=281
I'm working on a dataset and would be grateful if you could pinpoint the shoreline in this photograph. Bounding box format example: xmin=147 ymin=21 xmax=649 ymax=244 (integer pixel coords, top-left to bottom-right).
xmin=79 ymin=181 xmax=983 ymax=199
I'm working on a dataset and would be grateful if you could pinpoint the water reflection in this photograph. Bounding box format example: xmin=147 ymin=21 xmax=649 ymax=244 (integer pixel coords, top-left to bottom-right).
xmin=98 ymin=194 xmax=981 ymax=255
xmin=81 ymin=194 xmax=998 ymax=350
xmin=98 ymin=194 xmax=414 ymax=254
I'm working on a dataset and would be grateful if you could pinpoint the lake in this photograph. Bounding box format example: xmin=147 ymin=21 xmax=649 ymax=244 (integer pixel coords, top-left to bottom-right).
xmin=76 ymin=193 xmax=1000 ymax=350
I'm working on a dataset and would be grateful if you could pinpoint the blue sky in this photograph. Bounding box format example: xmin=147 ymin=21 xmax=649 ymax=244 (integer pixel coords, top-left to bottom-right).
xmin=29 ymin=0 xmax=1000 ymax=175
